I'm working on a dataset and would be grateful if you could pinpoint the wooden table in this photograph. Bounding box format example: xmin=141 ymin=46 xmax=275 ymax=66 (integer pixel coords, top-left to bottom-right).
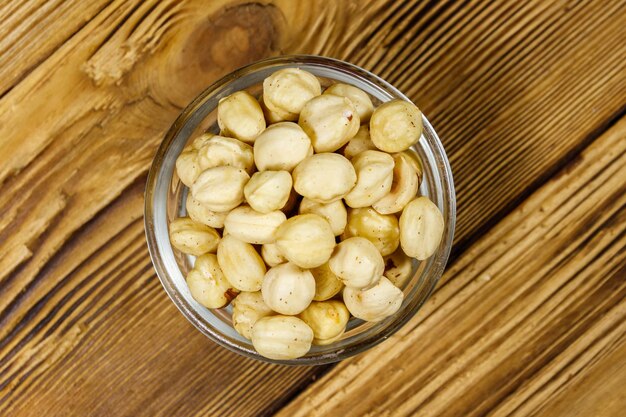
xmin=1 ymin=1 xmax=625 ymax=416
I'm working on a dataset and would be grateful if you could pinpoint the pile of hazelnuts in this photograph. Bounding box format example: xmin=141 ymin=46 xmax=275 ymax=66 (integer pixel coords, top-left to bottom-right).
xmin=170 ymin=68 xmax=444 ymax=360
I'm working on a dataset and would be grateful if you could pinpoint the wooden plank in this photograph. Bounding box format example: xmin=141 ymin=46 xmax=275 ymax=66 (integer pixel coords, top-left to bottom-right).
xmin=275 ymin=115 xmax=626 ymax=417
xmin=526 ymin=341 xmax=626 ymax=417
xmin=0 ymin=0 xmax=625 ymax=415
xmin=0 ymin=0 xmax=113 ymax=98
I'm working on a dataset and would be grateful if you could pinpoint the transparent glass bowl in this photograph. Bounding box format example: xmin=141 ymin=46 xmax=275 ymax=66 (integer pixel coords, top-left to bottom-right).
xmin=144 ymin=55 xmax=456 ymax=365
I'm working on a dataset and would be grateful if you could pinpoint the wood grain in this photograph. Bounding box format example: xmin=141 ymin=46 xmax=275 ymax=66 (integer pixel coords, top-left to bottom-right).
xmin=0 ymin=0 xmax=625 ymax=415
xmin=276 ymin=108 xmax=626 ymax=417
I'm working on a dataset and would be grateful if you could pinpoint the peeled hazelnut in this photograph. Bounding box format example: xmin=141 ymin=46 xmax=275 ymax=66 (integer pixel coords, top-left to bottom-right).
xmin=190 ymin=133 xmax=214 ymax=150
xmin=372 ymin=152 xmax=419 ymax=214
xmin=261 ymin=243 xmax=287 ymax=267
xmin=343 ymin=207 xmax=400 ymax=256
xmin=344 ymin=150 xmax=394 ymax=208
xmin=401 ymin=149 xmax=423 ymax=184
xmin=324 ymin=83 xmax=374 ymax=123
xmin=399 ymin=197 xmax=444 ymax=260
xmin=217 ymin=235 xmax=266 ymax=291
xmin=169 ymin=217 xmax=220 ymax=256
xmin=253 ymin=122 xmax=312 ymax=171
xmin=231 ymin=291 xmax=273 ymax=340
xmin=260 ymin=95 xmax=291 ymax=123
xmin=299 ymin=300 xmax=350 ymax=345
xmin=217 ymin=91 xmax=266 ymax=143
xmin=262 ymin=262 xmax=315 ymax=315
xmin=310 ymin=262 xmax=344 ymax=301
xmin=343 ymin=125 xmax=377 ymax=159
xmin=251 ymin=315 xmax=314 ymax=360
xmin=186 ymin=254 xmax=237 ymax=309
xmin=224 ymin=206 xmax=286 ymax=245
xmin=298 ymin=198 xmax=347 ymax=236
xmin=263 ymin=68 xmax=322 ymax=120
xmin=186 ymin=193 xmax=227 ymax=228
xmin=329 ymin=237 xmax=384 ymax=289
xmin=244 ymin=171 xmax=293 ymax=213
xmin=275 ymin=214 xmax=336 ymax=268
xmin=343 ymin=277 xmax=404 ymax=322
xmin=191 ymin=166 xmax=249 ymax=212
xmin=175 ymin=149 xmax=201 ymax=187
xmin=370 ymin=99 xmax=423 ymax=152
xmin=196 ymin=135 xmax=255 ymax=175
xmin=292 ymin=153 xmax=356 ymax=203
xmin=384 ymin=249 xmax=414 ymax=288
xmin=299 ymin=94 xmax=360 ymax=153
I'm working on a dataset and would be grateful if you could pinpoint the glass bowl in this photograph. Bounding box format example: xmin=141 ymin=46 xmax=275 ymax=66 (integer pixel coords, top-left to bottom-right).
xmin=144 ymin=55 xmax=456 ymax=365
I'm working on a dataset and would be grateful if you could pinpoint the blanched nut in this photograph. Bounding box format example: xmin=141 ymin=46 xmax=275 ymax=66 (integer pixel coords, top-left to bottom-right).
xmin=175 ymin=148 xmax=201 ymax=187
xmin=399 ymin=197 xmax=444 ymax=260
xmin=262 ymin=262 xmax=315 ymax=315
xmin=299 ymin=300 xmax=350 ymax=345
xmin=186 ymin=193 xmax=227 ymax=228
xmin=329 ymin=237 xmax=384 ymax=290
xmin=244 ymin=171 xmax=292 ymax=213
xmin=292 ymin=153 xmax=356 ymax=203
xmin=310 ymin=262 xmax=344 ymax=301
xmin=343 ymin=125 xmax=377 ymax=159
xmin=253 ymin=122 xmax=312 ymax=172
xmin=190 ymin=166 xmax=249 ymax=212
xmin=260 ymin=95 xmax=290 ymax=124
xmin=261 ymin=243 xmax=286 ymax=267
xmin=299 ymin=198 xmax=347 ymax=236
xmin=169 ymin=217 xmax=220 ymax=256
xmin=196 ymin=135 xmax=255 ymax=175
xmin=217 ymin=235 xmax=266 ymax=291
xmin=174 ymin=134 xmax=212 ymax=187
xmin=372 ymin=152 xmax=419 ymax=214
xmin=263 ymin=68 xmax=322 ymax=120
xmin=324 ymin=83 xmax=375 ymax=123
xmin=299 ymin=94 xmax=360 ymax=153
xmin=251 ymin=315 xmax=314 ymax=360
xmin=343 ymin=207 xmax=400 ymax=256
xmin=186 ymin=254 xmax=237 ymax=309
xmin=275 ymin=214 xmax=336 ymax=269
xmin=384 ymin=249 xmax=414 ymax=288
xmin=370 ymin=99 xmax=423 ymax=152
xmin=224 ymin=206 xmax=286 ymax=245
xmin=401 ymin=149 xmax=423 ymax=185
xmin=343 ymin=277 xmax=404 ymax=322
xmin=190 ymin=133 xmax=214 ymax=151
xmin=231 ymin=291 xmax=274 ymax=340
xmin=217 ymin=91 xmax=266 ymax=143
xmin=344 ymin=150 xmax=394 ymax=208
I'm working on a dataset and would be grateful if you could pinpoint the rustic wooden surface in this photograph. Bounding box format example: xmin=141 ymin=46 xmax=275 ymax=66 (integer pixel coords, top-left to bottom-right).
xmin=0 ymin=0 xmax=624 ymax=416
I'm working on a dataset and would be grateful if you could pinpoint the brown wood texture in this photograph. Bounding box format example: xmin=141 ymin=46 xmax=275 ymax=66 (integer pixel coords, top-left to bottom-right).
xmin=0 ymin=0 xmax=624 ymax=416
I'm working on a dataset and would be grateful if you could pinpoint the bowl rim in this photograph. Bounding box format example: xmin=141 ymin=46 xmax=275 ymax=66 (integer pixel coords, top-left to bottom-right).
xmin=144 ymin=54 xmax=456 ymax=365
